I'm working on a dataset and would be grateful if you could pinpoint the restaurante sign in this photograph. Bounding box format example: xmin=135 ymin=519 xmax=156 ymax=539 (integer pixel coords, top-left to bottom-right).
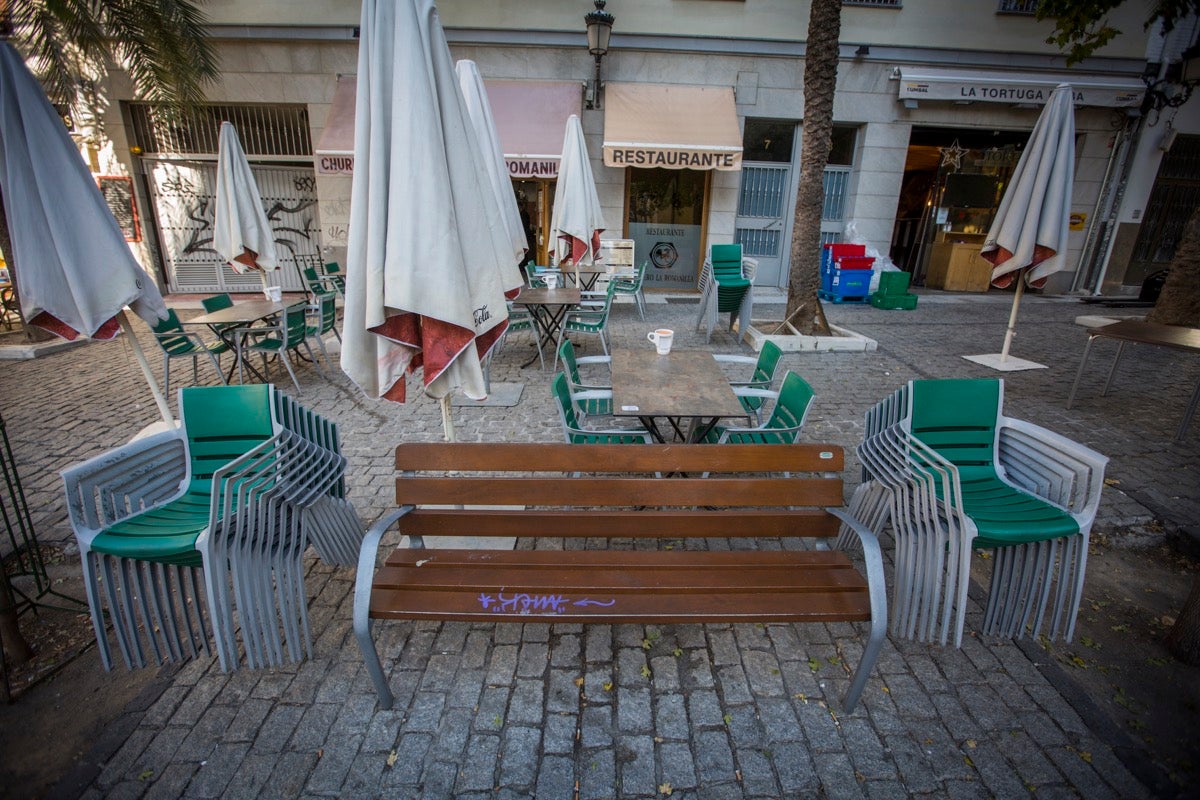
xmin=897 ymin=69 xmax=1144 ymax=109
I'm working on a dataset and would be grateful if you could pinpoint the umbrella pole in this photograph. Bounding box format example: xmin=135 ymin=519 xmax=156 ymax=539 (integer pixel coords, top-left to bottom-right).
xmin=118 ymin=311 xmax=174 ymax=425
xmin=999 ymin=279 xmax=1025 ymax=363
xmin=440 ymin=395 xmax=456 ymax=442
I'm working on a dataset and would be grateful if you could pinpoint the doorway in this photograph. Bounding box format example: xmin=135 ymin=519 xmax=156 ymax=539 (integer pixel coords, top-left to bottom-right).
xmin=625 ymin=168 xmax=710 ymax=290
xmin=891 ymin=127 xmax=1028 ymax=285
xmin=513 ymin=179 xmax=556 ymax=267
xmin=1125 ymin=134 xmax=1200 ymax=289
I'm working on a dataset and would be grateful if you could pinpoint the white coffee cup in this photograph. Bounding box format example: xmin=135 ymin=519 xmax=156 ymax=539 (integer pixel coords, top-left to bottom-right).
xmin=543 ymin=272 xmax=559 ymax=290
xmin=263 ymin=285 xmax=283 ymax=302
xmin=647 ymin=328 xmax=674 ymax=355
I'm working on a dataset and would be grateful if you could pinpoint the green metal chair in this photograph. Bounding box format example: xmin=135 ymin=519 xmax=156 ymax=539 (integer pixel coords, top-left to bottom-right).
xmin=303 ymin=265 xmax=342 ymax=298
xmin=150 ymin=308 xmax=228 ymax=397
xmin=713 ymin=340 xmax=784 ymax=424
xmin=557 ymin=339 xmax=612 ymax=418
xmin=854 ymin=378 xmax=1108 ymax=647
xmin=611 ymin=260 xmax=647 ymax=320
xmin=497 ymin=301 xmax=544 ymax=369
xmin=305 ymin=291 xmax=340 ymax=367
xmin=555 ymin=280 xmax=617 ymax=369
xmin=704 ymin=371 xmax=815 ymax=444
xmin=551 ymin=373 xmax=651 ymax=444
xmin=321 ymin=261 xmax=346 ymax=296
xmin=237 ymin=303 xmax=323 ymax=392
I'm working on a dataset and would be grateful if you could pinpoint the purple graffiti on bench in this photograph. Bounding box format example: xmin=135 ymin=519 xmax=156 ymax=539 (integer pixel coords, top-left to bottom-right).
xmin=478 ymin=592 xmax=616 ymax=614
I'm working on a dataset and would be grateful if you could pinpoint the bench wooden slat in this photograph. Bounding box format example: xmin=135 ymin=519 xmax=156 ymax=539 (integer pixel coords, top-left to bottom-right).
xmin=370 ymin=588 xmax=870 ymax=623
xmin=395 ymin=476 xmax=845 ymax=508
xmin=399 ymin=509 xmax=843 ymax=539
xmin=395 ymin=442 xmax=844 ymax=473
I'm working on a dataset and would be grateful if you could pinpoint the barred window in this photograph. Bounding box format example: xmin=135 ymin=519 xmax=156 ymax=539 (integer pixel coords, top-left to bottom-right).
xmin=997 ymin=0 xmax=1039 ymax=14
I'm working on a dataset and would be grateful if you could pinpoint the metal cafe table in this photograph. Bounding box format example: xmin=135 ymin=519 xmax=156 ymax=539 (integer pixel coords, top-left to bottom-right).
xmin=511 ymin=286 xmax=581 ymax=368
xmin=185 ymin=297 xmax=290 ymax=383
xmin=611 ymin=349 xmax=750 ymax=442
xmin=1067 ymin=318 xmax=1200 ymax=442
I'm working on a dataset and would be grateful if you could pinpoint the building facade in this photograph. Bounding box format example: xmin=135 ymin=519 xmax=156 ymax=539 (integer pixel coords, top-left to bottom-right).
xmin=83 ymin=0 xmax=1194 ymax=297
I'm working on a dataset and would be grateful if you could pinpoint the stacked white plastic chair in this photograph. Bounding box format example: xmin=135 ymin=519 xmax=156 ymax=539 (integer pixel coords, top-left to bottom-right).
xmin=843 ymin=379 xmax=1108 ymax=647
xmin=62 ymin=385 xmax=364 ymax=671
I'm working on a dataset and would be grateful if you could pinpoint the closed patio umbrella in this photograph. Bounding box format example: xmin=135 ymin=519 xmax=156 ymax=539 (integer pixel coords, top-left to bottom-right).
xmin=549 ymin=114 xmax=605 ymax=286
xmin=341 ymin=0 xmax=524 ymax=436
xmin=214 ymin=121 xmax=278 ymax=290
xmin=0 ymin=41 xmax=171 ymax=422
xmin=965 ymin=84 xmax=1075 ymax=371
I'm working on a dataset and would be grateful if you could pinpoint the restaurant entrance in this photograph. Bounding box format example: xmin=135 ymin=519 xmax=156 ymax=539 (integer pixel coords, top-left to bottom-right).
xmin=513 ymin=178 xmax=556 ymax=267
xmin=626 ymin=168 xmax=710 ymax=290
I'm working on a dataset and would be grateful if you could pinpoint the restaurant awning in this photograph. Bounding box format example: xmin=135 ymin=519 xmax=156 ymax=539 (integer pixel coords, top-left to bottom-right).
xmin=602 ymin=83 xmax=743 ymax=171
xmin=897 ymin=67 xmax=1145 ymax=109
xmin=313 ymin=75 xmax=582 ymax=178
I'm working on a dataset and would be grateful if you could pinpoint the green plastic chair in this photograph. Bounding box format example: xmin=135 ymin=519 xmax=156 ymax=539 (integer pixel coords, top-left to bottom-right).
xmin=611 ymin=260 xmax=647 ymax=320
xmin=696 ymin=243 xmax=754 ymax=342
xmin=555 ymin=280 xmax=617 ymax=369
xmin=303 ymin=265 xmax=342 ymax=298
xmin=321 ymin=261 xmax=346 ymax=296
xmin=150 ymin=309 xmax=229 ymax=397
xmin=497 ymin=302 xmax=544 ymax=369
xmin=704 ymin=371 xmax=815 ymax=444
xmin=305 ymin=291 xmax=340 ymax=367
xmin=238 ymin=303 xmax=323 ymax=392
xmin=551 ymin=373 xmax=651 ymax=444
xmin=713 ymin=340 xmax=783 ymax=424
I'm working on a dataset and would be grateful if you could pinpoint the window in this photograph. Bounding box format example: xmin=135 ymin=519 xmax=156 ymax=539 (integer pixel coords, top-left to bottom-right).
xmin=997 ymin=0 xmax=1038 ymax=14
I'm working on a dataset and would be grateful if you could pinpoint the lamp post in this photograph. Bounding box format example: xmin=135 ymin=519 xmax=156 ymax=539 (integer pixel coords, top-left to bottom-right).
xmin=585 ymin=0 xmax=614 ymax=109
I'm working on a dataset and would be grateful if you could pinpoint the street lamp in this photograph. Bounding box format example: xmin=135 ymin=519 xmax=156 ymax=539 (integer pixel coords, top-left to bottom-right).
xmin=585 ymin=0 xmax=614 ymax=109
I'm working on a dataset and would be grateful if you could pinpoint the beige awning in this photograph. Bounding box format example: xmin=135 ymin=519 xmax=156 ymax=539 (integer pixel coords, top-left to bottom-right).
xmin=603 ymin=83 xmax=742 ymax=171
xmin=313 ymin=75 xmax=581 ymax=178
xmin=314 ymin=75 xmax=356 ymax=174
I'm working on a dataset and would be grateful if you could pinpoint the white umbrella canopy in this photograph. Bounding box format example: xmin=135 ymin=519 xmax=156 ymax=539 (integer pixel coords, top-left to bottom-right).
xmin=214 ymin=121 xmax=278 ymax=281
xmin=341 ymin=0 xmax=524 ymax=408
xmin=0 ymin=41 xmax=171 ymax=421
xmin=549 ymin=114 xmax=605 ymax=276
xmin=456 ymin=59 xmax=528 ymax=266
xmin=966 ymin=83 xmax=1075 ymax=370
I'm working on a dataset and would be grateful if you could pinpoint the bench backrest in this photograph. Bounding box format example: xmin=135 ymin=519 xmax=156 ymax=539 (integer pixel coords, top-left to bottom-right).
xmin=393 ymin=443 xmax=847 ymax=541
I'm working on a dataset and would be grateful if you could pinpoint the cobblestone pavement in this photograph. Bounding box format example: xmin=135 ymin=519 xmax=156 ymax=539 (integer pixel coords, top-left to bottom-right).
xmin=2 ymin=288 xmax=1196 ymax=799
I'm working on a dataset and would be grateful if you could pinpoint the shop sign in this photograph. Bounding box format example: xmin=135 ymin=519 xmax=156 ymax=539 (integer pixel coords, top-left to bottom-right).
xmin=899 ymin=75 xmax=1143 ymax=109
xmin=605 ymin=148 xmax=741 ymax=170
xmin=317 ymin=154 xmax=354 ymax=175
xmin=1070 ymin=212 xmax=1087 ymax=231
xmin=506 ymin=158 xmax=559 ymax=179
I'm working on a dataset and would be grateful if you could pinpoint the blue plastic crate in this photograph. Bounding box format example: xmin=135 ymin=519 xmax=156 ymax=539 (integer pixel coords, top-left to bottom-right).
xmin=829 ymin=267 xmax=871 ymax=297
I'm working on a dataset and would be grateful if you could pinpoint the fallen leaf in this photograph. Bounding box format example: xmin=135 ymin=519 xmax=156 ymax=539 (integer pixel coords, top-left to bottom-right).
xmin=658 ymin=782 xmax=674 ymax=796
xmin=386 ymin=751 xmax=398 ymax=768
xmin=574 ymin=676 xmax=585 ymax=687
xmin=965 ymin=739 xmax=977 ymax=749
xmin=139 ymin=769 xmax=154 ymax=781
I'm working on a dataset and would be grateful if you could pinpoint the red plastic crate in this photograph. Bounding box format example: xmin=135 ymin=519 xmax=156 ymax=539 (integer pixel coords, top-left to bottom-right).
xmin=825 ymin=244 xmax=866 ymax=260
xmin=836 ymin=255 xmax=875 ymax=270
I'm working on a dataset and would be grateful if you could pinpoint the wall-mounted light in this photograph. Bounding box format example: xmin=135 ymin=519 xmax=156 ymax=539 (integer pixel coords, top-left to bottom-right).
xmin=584 ymin=0 xmax=614 ymax=109
xmin=903 ymin=98 xmax=918 ymax=110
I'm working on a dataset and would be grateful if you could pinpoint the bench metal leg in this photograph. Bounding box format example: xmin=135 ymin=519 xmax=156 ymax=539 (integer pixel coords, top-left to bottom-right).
xmin=354 ymin=508 xmax=410 ymax=710
xmin=826 ymin=507 xmax=888 ymax=713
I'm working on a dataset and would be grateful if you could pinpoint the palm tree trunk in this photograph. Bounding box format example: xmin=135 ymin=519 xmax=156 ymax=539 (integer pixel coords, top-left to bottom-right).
xmin=1166 ymin=577 xmax=1200 ymax=665
xmin=1146 ymin=206 xmax=1200 ymax=327
xmin=783 ymin=0 xmax=840 ymax=336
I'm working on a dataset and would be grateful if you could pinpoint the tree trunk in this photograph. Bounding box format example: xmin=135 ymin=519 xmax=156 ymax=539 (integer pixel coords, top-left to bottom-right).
xmin=1166 ymin=576 xmax=1200 ymax=666
xmin=783 ymin=0 xmax=840 ymax=336
xmin=1146 ymin=206 xmax=1200 ymax=327
xmin=0 ymin=186 xmax=53 ymax=343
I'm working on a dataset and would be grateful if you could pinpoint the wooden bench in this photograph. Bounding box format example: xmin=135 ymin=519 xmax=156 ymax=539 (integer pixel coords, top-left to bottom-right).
xmin=353 ymin=443 xmax=887 ymax=712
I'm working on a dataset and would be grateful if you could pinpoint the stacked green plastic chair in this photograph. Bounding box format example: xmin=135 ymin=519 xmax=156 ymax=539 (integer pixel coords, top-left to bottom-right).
xmin=696 ymin=243 xmax=754 ymax=342
xmin=150 ymin=309 xmax=229 ymax=396
xmin=61 ymin=385 xmax=363 ymax=671
xmin=851 ymin=378 xmax=1108 ymax=647
xmin=704 ymin=371 xmax=814 ymax=444
xmin=551 ymin=374 xmax=651 ymax=444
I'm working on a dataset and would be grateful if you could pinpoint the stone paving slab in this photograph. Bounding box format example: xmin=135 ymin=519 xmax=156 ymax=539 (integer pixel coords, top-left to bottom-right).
xmin=3 ymin=288 xmax=1196 ymax=798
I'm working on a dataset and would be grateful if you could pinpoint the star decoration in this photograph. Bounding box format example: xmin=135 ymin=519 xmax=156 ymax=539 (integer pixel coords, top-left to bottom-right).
xmin=940 ymin=140 xmax=968 ymax=169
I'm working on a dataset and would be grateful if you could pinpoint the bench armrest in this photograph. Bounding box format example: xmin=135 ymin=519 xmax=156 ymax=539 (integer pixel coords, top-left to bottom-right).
xmin=354 ymin=506 xmax=416 ymax=710
xmin=825 ymin=505 xmax=888 ymax=712
xmin=61 ymin=429 xmax=187 ymax=537
xmin=997 ymin=416 xmax=1108 ymax=525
